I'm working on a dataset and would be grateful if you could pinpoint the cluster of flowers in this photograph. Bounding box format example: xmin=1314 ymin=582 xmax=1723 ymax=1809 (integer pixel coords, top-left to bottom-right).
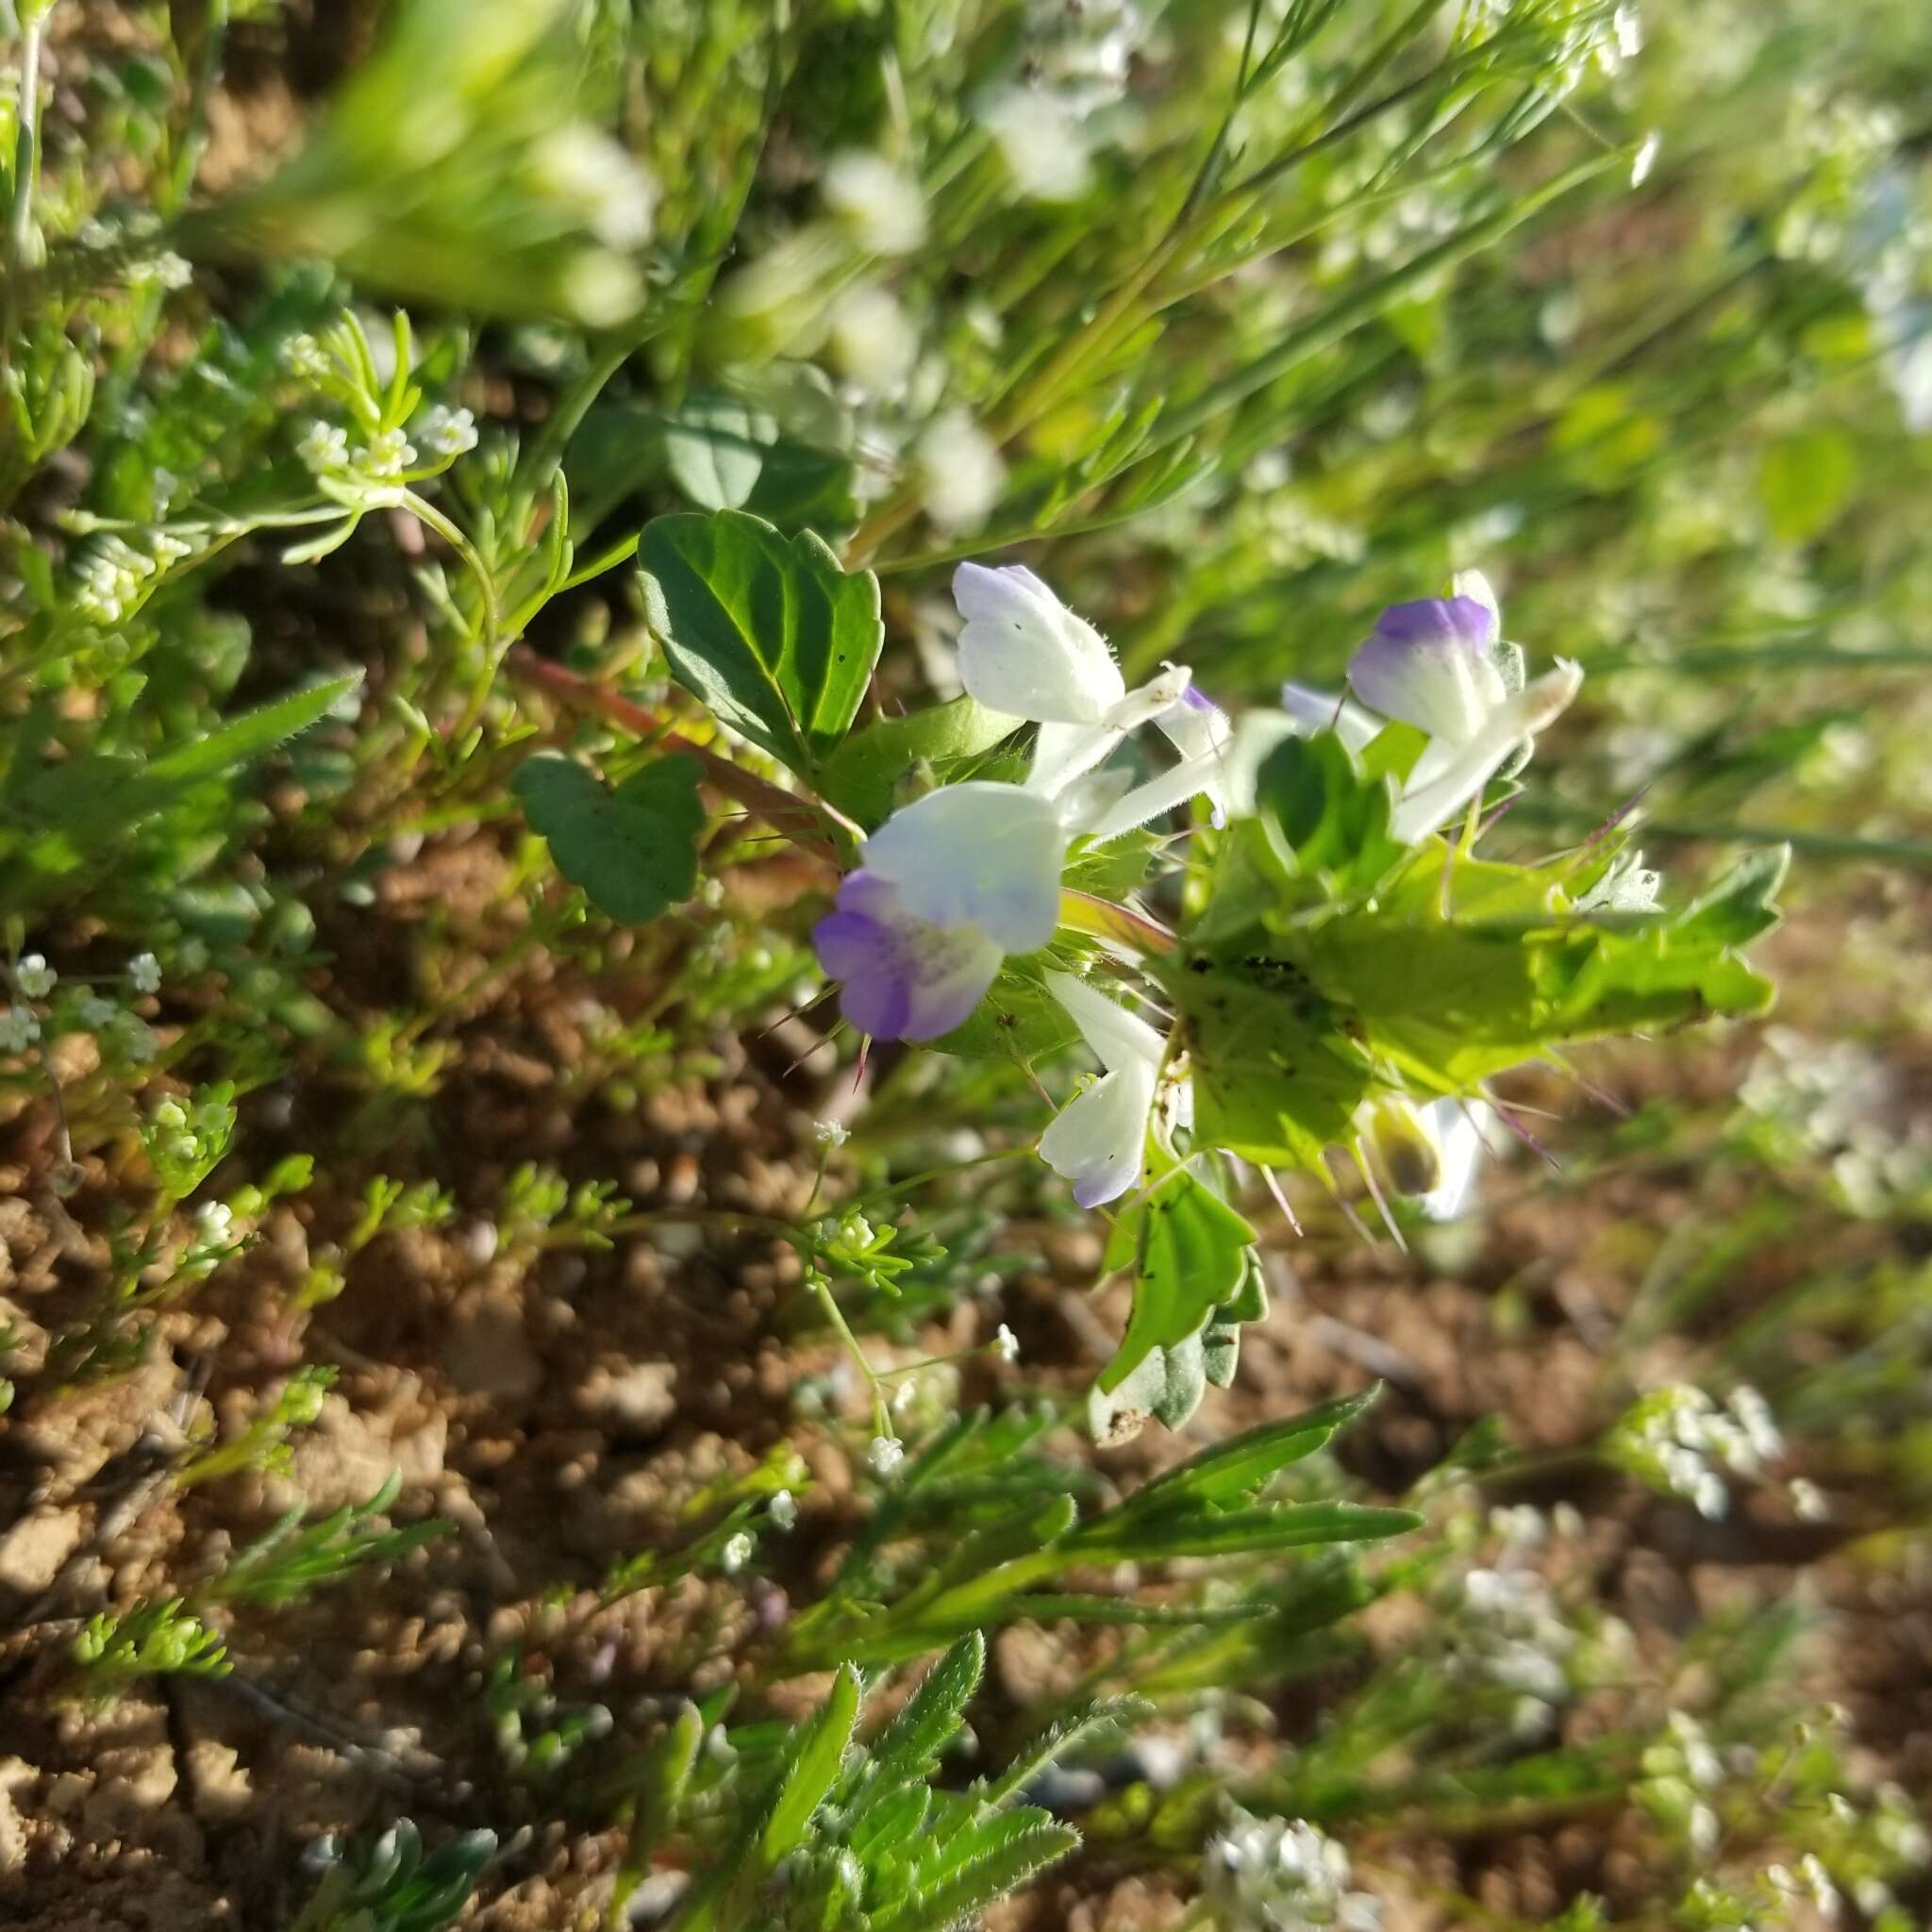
xmin=1201 ymin=1810 xmax=1380 ymax=1932
xmin=3 ymin=952 xmax=161 ymax=1062
xmin=295 ymin=406 xmax=478 ymax=486
xmin=71 ymin=529 xmax=195 ymax=626
xmin=1610 ymin=1383 xmax=1809 ymax=1522
xmin=812 ymin=562 xmax=1583 ymax=1214
xmin=1442 ymin=1505 xmax=1583 ymax=1720
xmin=1639 ymin=1710 xmax=1730 ymax=1858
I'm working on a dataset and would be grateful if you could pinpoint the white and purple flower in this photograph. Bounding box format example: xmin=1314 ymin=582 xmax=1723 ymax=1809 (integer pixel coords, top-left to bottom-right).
xmin=1285 ymin=571 xmax=1583 ymax=843
xmin=813 ymin=779 xmax=1075 ymax=1042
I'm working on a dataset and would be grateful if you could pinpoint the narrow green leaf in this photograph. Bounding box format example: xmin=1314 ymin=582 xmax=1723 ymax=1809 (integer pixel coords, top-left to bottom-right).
xmin=760 ymin=1663 xmax=861 ymax=1864
xmin=1075 ymin=1500 xmax=1420 ymax=1560
xmin=975 ymin=1699 xmax=1150 ymax=1811
xmin=1121 ymin=1389 xmax=1381 ymax=1516
xmin=862 ymin=1633 xmax=984 ymax=1793
xmin=144 ymin=673 xmax=362 ymax=789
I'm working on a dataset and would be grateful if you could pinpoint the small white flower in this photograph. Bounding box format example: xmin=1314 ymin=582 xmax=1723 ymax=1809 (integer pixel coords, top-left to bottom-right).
xmin=1282 ymin=575 xmax=1584 ymax=845
xmin=196 ymin=1201 xmax=235 ymax=1244
xmin=117 ymin=1017 xmax=158 ymax=1062
xmin=1357 ymin=1096 xmax=1488 ymax=1221
xmin=358 ymin=428 xmax=417 ymax=478
xmin=865 ymin=1435 xmax=905 ymax=1477
xmin=828 ymin=283 xmax=919 ymax=387
xmin=721 ymin=1531 xmax=756 ymax=1574
xmin=980 ymin=87 xmax=1092 ymax=202
xmin=0 ymin=1007 xmax=42 ymax=1053
xmin=1789 ymin=1477 xmax=1830 ymax=1522
xmin=134 ymin=250 xmax=194 ymax=291
xmin=15 ymin=955 xmax=57 ymax=998
xmin=917 ymin=412 xmax=1006 ymax=531
xmin=297 ymin=421 xmax=351 ymax=475
xmin=129 ymin=952 xmax=162 ymax=994
xmin=824 ymin=151 xmax=926 ymax=255
xmin=417 ymin=405 xmax=478 ymax=458
xmin=769 ymin=1490 xmax=798 ymax=1531
xmin=812 ymin=1118 xmax=850 ymax=1149
xmin=78 ymin=993 xmax=118 ymax=1027
xmin=991 ymin=1324 xmax=1020 ymax=1364
xmin=530 ymin=125 xmax=657 ymax=247
xmin=279 ymin=332 xmax=331 ymax=382
xmin=1632 ymin=131 xmax=1662 ymax=187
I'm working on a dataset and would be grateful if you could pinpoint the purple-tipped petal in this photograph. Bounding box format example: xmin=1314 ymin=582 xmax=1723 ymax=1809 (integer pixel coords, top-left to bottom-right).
xmin=1348 ymin=595 xmax=1507 ymax=744
xmin=1371 ymin=595 xmax=1496 ymax=650
xmin=813 ymin=870 xmax=1004 ymax=1042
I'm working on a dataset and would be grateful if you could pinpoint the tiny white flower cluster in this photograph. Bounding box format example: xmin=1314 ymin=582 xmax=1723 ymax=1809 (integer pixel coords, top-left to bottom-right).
xmin=1621 ymin=1384 xmax=1782 ymax=1520
xmin=1640 ymin=1711 xmax=1725 ymax=1857
xmin=417 ymin=405 xmax=478 ymax=458
xmin=128 ymin=250 xmax=194 ymax=291
xmin=529 ymin=125 xmax=658 ymax=249
xmin=865 ymin=1434 xmax=905 ymax=1477
xmin=297 ymin=421 xmax=352 ymax=475
xmin=824 ymin=151 xmax=927 ymax=256
xmin=279 ymin=332 xmax=334 ymax=383
xmin=1201 ymin=1812 xmax=1380 ymax=1932
xmin=769 ymin=1489 xmax=798 ymax=1531
xmin=1767 ymin=1855 xmax=1840 ymax=1921
xmin=72 ymin=529 xmax=192 ymax=625
xmin=1740 ymin=1025 xmax=1932 ymax=1213
xmin=721 ymin=1530 xmax=755 ymax=1575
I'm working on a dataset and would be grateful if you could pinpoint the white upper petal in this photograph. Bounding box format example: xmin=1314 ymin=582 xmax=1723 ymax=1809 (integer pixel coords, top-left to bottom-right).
xmin=1389 ymin=660 xmax=1583 ymax=842
xmin=861 ymin=780 xmax=1067 ymax=953
xmin=953 ymin=562 xmax=1124 ymax=724
xmin=1044 ymin=969 xmax=1167 ymax=1072
xmin=1038 ymin=1061 xmax=1159 ymax=1208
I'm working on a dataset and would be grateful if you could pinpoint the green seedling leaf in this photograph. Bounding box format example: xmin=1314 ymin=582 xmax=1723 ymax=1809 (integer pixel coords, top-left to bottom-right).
xmin=1094 ymin=1156 xmax=1256 ymax=1418
xmin=144 ymin=673 xmax=363 ymax=788
xmin=12 ymin=673 xmax=361 ymax=858
xmin=875 ymin=1814 xmax=1081 ymax=1932
xmin=511 ymin=752 xmax=705 ymax=925
xmin=1255 ymin=727 xmax=1405 ymax=891
xmin=638 ymin=509 xmax=882 ymax=782
xmin=817 ymin=694 xmax=1021 ymax=828
xmin=664 ymin=392 xmax=774 ymax=510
